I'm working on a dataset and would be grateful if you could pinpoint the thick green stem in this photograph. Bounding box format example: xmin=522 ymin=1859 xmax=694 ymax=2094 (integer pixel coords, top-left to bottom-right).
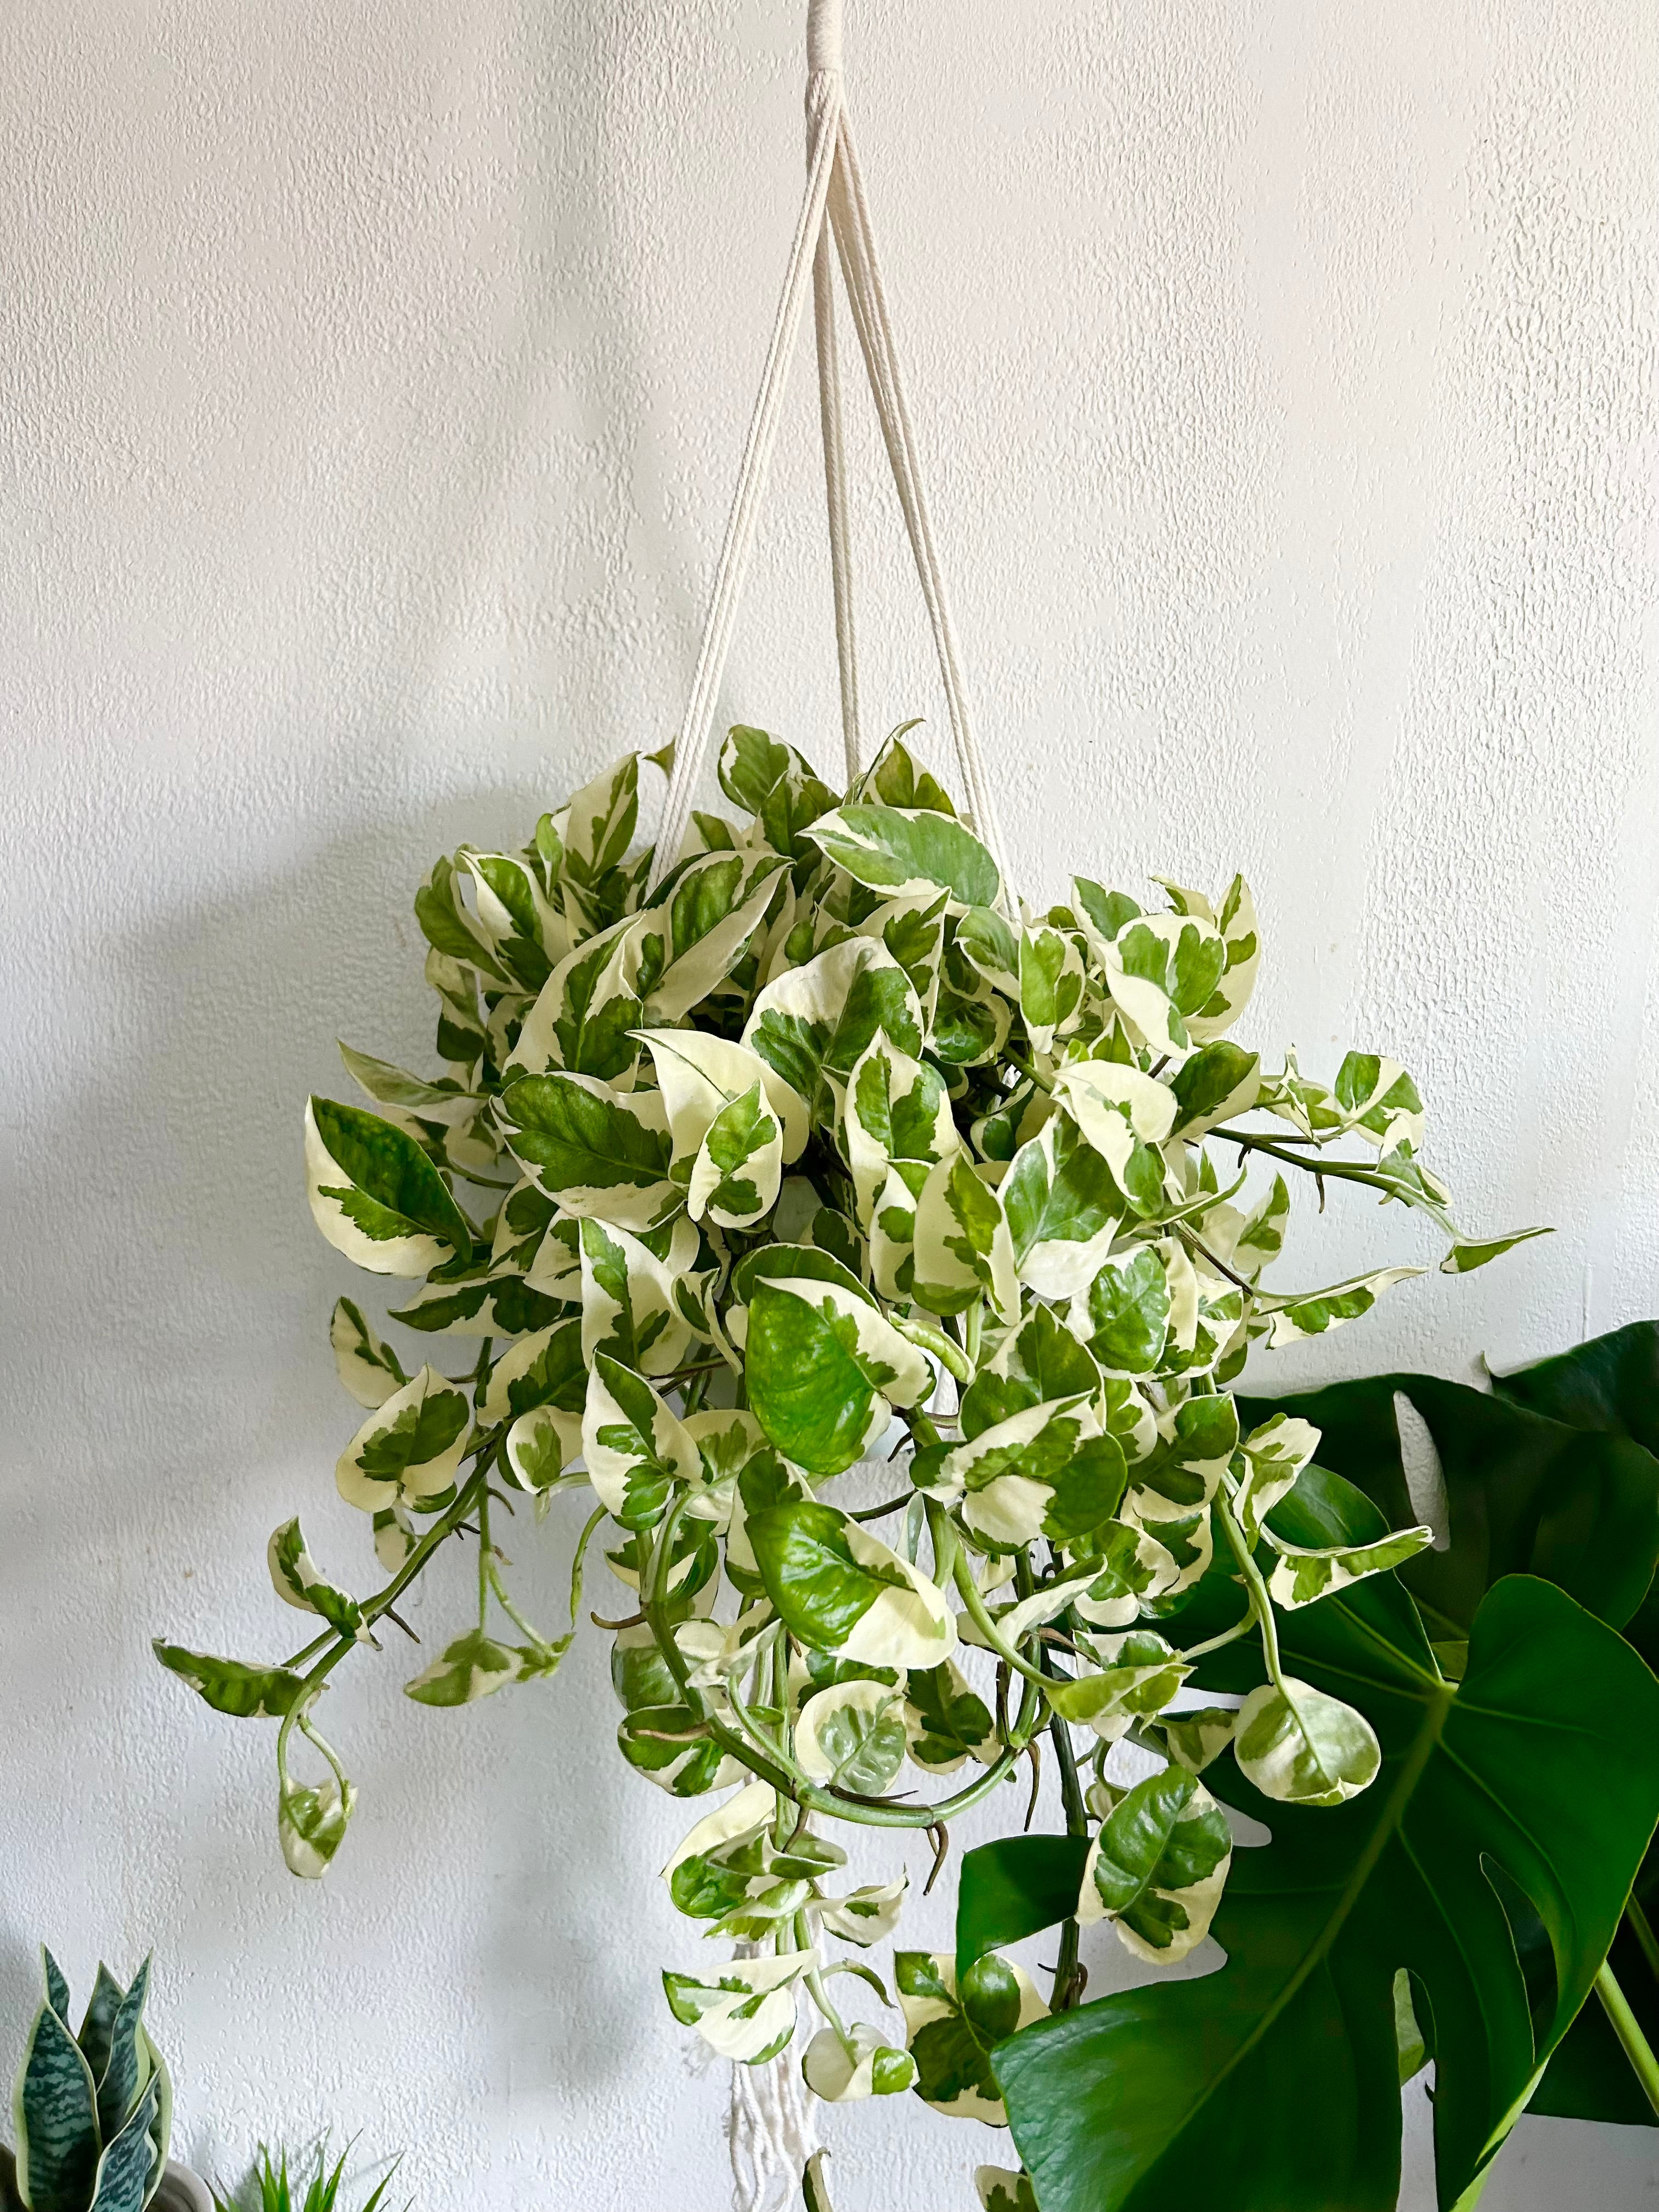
xmin=1595 ymin=1962 xmax=1659 ymax=2118
xmin=1043 ymin=1647 xmax=1087 ymax=2012
xmin=1217 ymin=1487 xmax=1286 ymax=1691
xmin=1626 ymin=1896 xmax=1659 ymax=1985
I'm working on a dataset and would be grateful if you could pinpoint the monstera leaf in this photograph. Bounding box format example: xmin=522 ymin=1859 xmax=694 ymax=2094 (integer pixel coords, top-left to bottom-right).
xmin=1238 ymin=1372 xmax=1659 ymax=1643
xmin=995 ymin=1471 xmax=1659 ymax=2212
xmin=1491 ymin=1318 xmax=1659 ymax=1460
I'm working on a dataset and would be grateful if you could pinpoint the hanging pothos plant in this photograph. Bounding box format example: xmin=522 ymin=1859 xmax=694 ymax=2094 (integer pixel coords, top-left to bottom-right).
xmin=157 ymin=725 xmax=1659 ymax=2211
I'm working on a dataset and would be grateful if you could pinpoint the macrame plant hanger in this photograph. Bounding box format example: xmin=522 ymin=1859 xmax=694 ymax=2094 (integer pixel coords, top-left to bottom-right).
xmin=649 ymin=0 xmax=1015 ymax=906
xmin=649 ymin=4 xmax=1017 ymax=2202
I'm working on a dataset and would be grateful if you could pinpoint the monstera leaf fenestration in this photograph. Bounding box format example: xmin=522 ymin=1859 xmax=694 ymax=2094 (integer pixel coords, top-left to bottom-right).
xmin=995 ymin=1476 xmax=1659 ymax=2212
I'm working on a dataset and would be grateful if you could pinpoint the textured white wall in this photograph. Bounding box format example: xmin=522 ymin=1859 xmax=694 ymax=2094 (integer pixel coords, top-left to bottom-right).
xmin=3 ymin=1 xmax=1656 ymax=2206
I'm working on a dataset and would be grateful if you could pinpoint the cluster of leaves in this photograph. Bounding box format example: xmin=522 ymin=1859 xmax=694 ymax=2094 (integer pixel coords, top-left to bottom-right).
xmin=7 ymin=1950 xmax=171 ymax=2212
xmin=159 ymin=723 xmax=1610 ymax=2210
xmin=208 ymin=2141 xmax=405 ymax=2212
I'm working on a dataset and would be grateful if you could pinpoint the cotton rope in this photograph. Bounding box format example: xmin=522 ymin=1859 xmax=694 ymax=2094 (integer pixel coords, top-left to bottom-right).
xmin=648 ymin=0 xmax=1015 ymax=901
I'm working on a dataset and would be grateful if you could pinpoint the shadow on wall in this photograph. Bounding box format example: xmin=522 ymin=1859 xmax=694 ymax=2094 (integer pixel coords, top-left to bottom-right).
xmin=0 ymin=792 xmax=669 ymax=2160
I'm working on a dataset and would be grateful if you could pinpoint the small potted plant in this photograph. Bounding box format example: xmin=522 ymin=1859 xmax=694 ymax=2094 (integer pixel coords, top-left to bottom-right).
xmin=2 ymin=1950 xmax=211 ymax=2212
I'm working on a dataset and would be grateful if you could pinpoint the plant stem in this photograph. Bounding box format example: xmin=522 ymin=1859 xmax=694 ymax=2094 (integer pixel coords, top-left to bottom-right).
xmin=1217 ymin=1487 xmax=1286 ymax=1691
xmin=1595 ymin=1962 xmax=1659 ymax=2118
xmin=1043 ymin=1646 xmax=1087 ymax=2012
xmin=1626 ymin=1897 xmax=1659 ymax=1985
xmin=930 ymin=1504 xmax=1050 ymax=1690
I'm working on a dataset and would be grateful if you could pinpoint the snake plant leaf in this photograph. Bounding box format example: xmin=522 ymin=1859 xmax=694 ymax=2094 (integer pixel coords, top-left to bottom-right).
xmin=152 ymin=1643 xmax=305 ymax=1719
xmin=745 ymin=1278 xmax=928 ymax=1476
xmin=14 ymin=1990 xmax=100 ymax=2212
xmin=743 ymin=936 xmax=924 ymax=1119
xmin=1236 ymin=1371 xmax=1659 ymax=1640
xmin=940 ymin=1398 xmax=1127 ymax=1552
xmin=335 ymin=1365 xmax=469 ymax=1515
xmin=85 ymin=2075 xmax=158 ymax=2212
xmin=497 ymin=1070 xmax=675 ymax=1231
xmin=688 ymin=1084 xmax=782 ymax=1229
xmin=266 ymin=1519 xmax=365 ymax=1641
xmin=89 ymin=1960 xmax=150 ymax=2155
xmin=75 ymin=1966 xmax=124 ymax=2091
xmin=802 ymin=2023 xmax=917 ymax=2102
xmin=304 ymin=1098 xmax=473 ymax=1277
xmin=805 ymin=805 xmax=1000 ymax=911
xmin=794 ymin=1680 xmax=910 ymax=1794
xmin=1489 ymin=1318 xmax=1659 ymax=1459
xmin=633 ymin=850 xmax=788 ymax=1021
xmin=1077 ymin=1769 xmax=1233 ymax=1965
xmin=1002 ymin=1114 xmax=1124 ymax=1300
xmin=582 ymin=1355 xmax=700 ymax=1530
xmin=912 ymin=1154 xmax=1019 ymax=1321
xmin=1252 ymin=1265 xmax=1423 ymax=1350
xmin=895 ymin=1953 xmax=1047 ymax=2123
xmin=996 ymin=1572 xmax=1659 ymax=2212
xmin=328 ymin=1298 xmax=409 ymax=1409
xmin=748 ymin=1502 xmax=956 ymax=1669
xmin=478 ymin=1316 xmax=586 ymax=1427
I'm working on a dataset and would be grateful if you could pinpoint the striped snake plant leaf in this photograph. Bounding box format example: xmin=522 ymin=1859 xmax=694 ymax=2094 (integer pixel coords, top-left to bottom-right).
xmin=13 ymin=1988 xmax=100 ymax=2212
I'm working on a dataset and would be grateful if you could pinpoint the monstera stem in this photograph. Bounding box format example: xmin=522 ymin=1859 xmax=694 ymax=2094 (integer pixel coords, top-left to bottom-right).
xmin=1595 ymin=1962 xmax=1659 ymax=2118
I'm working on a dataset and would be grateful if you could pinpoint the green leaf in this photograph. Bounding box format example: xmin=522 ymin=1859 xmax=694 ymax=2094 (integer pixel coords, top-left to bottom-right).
xmin=278 ymin=1773 xmax=356 ymax=1877
xmin=86 ymin=2076 xmax=159 ymax=2212
xmin=718 ymin=724 xmax=808 ymax=815
xmin=497 ymin=1071 xmax=674 ymax=1231
xmin=745 ymin=1278 xmax=928 ymax=1477
xmin=1080 ymin=1769 xmax=1233 ymax=1963
xmin=747 ymin=1502 xmax=956 ymax=1669
xmin=956 ymin=1834 xmax=1092 ymax=1982
xmin=328 ymin=1297 xmax=408 ymax=1409
xmin=335 ymin=1364 xmax=470 ymax=1514
xmin=997 ymin=1576 xmax=1659 ymax=2212
xmin=1167 ymin=1041 xmax=1261 ymax=1137
xmin=1237 ymin=1371 xmax=1659 ymax=1639
xmin=1490 ymin=1318 xmax=1659 ymax=1459
xmin=689 ymin=1083 xmax=781 ymax=1230
xmin=743 ymin=936 xmax=924 ymax=1118
xmin=895 ymin=1952 xmax=1046 ymax=2122
xmin=403 ymin=1627 xmax=522 ymax=1708
xmin=14 ymin=1993 xmax=100 ymax=2212
xmin=267 ymin=1517 xmax=365 ymax=1640
xmin=795 ymin=1680 xmax=909 ymax=1794
xmin=152 ymin=1641 xmax=304 ymax=1719
xmin=304 ymin=1098 xmax=473 ymax=1276
xmin=582 ymin=1353 xmax=699 ymax=1530
xmin=805 ymin=805 xmax=1000 ymax=909
xmin=89 ymin=1959 xmax=150 ymax=2161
